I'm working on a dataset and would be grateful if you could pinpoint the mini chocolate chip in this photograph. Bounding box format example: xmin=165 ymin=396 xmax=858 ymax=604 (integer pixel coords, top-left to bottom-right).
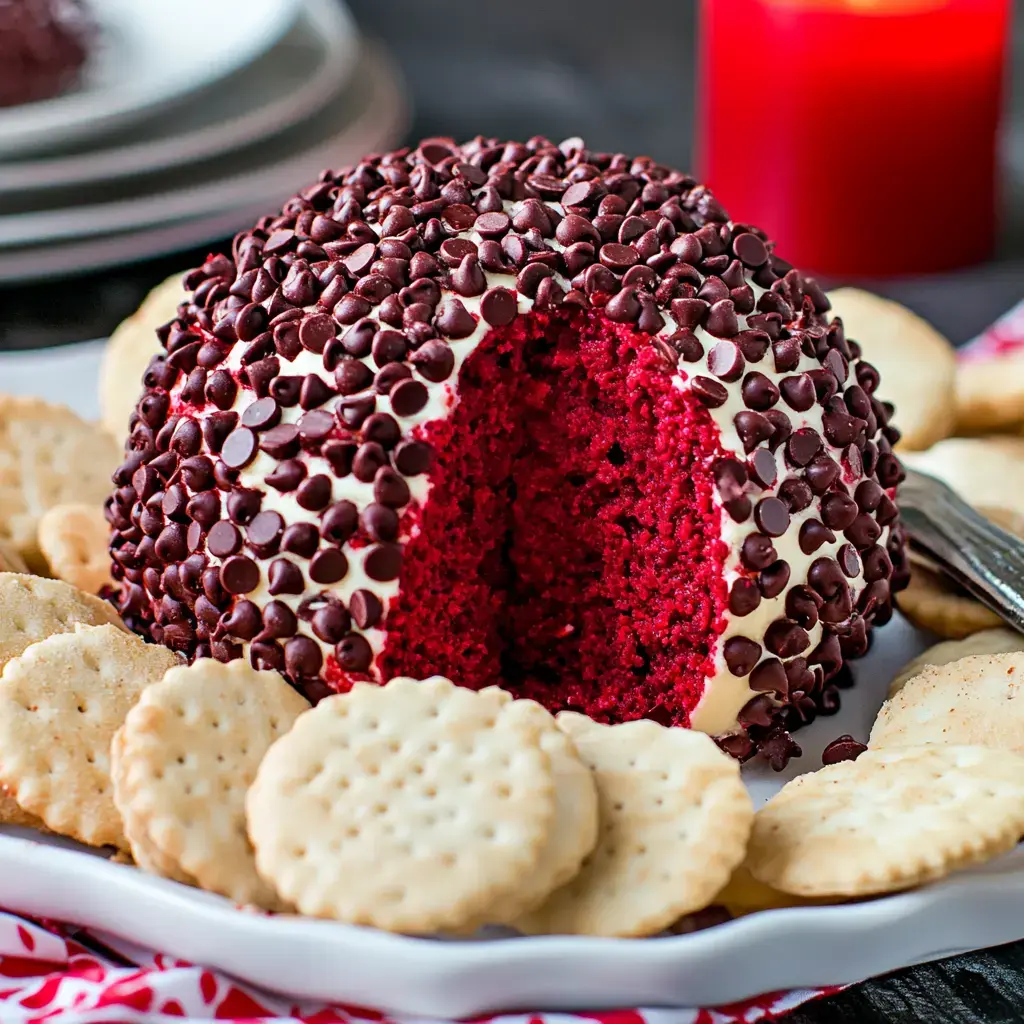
xmin=705 ymin=299 xmax=739 ymax=337
xmin=724 ymin=497 xmax=752 ymax=523
xmin=335 ymin=633 xmax=373 ymax=672
xmin=270 ymin=375 xmax=302 ymax=407
xmin=348 ymin=589 xmax=382 ymax=630
xmin=821 ymin=735 xmax=867 ymax=765
xmin=268 ymin=559 xmax=304 ymax=595
xmin=410 ymin=339 xmax=455 ymax=382
xmin=337 ymin=395 xmax=376 ymax=429
xmin=265 ymin=459 xmax=306 ymax=493
xmin=741 ymin=372 xmax=779 ymax=411
xmin=260 ymin=423 xmax=301 ymax=460
xmin=736 ymin=330 xmax=770 ymax=362
xmin=733 ymin=232 xmax=768 ymax=267
xmin=807 ymin=368 xmax=838 ymax=403
xmin=353 ymin=442 xmax=387 ymax=482
xmin=373 ymin=467 xmax=411 ymax=508
xmin=309 ymin=547 xmax=348 ymax=584
xmin=335 ymin=358 xmax=374 ymax=395
xmin=799 ymin=520 xmax=836 ymax=554
xmin=806 ymin=455 xmax=841 ymax=494
xmin=435 ymin=296 xmax=476 ymax=338
xmin=285 ymin=636 xmax=323 ymax=678
xmin=222 ymin=601 xmax=262 ymax=640
xmin=729 ymin=578 xmax=761 ymax=616
xmin=321 ymin=500 xmax=358 ymax=543
xmin=360 ymin=503 xmax=399 ymax=543
xmin=749 ymin=658 xmax=788 ymax=697
xmin=453 ymin=254 xmax=486 ymax=297
xmin=300 ymin=374 xmax=335 ymax=411
xmin=299 ymin=313 xmax=337 ymax=354
xmin=734 ymin=411 xmax=775 ymax=454
xmin=297 ymin=474 xmax=332 ymax=511
xmin=809 ymin=557 xmax=846 ymax=598
xmin=724 ymin=636 xmax=762 ymax=676
xmin=838 ymin=543 xmax=861 ymax=577
xmin=691 ymin=376 xmax=728 ymax=408
xmin=390 ymin=378 xmax=429 ymax=417
xmin=742 ymin=533 xmax=777 ymax=571
xmin=787 ymin=586 xmax=822 ymax=630
xmin=297 ymin=409 xmax=335 ymax=444
xmin=779 ymin=374 xmax=815 ymax=412
xmin=187 ymin=490 xmax=220 ymax=527
xmin=220 ymin=428 xmax=257 ymax=469
xmin=323 ymin=440 xmax=356 ymax=477
xmin=749 ymin=448 xmax=777 ymax=489
xmin=207 ymin=521 xmax=242 ymax=558
xmin=604 ymin=287 xmax=641 ymax=323
xmin=282 ymin=522 xmax=320 ymax=558
xmin=227 ymin=488 xmax=262 ymax=526
xmin=599 ymin=243 xmax=639 ymax=271
xmin=312 ymin=604 xmax=352 ymax=644
xmin=247 ymin=511 xmax=284 ymax=558
xmin=855 ymin=479 xmax=884 ymax=513
xmin=341 ymin=319 xmax=376 ymax=358
xmin=372 ymin=330 xmax=408 ymax=368
xmin=765 ymin=619 xmax=810 ymax=658
xmin=394 ymin=440 xmax=433 ymax=475
xmin=737 ymin=694 xmax=774 ymax=730
xmin=862 ymin=544 xmax=892 ymax=583
xmin=180 ymin=455 xmax=215 ymax=491
xmin=245 ymin=356 xmax=280 ymax=398
xmin=262 ymin=601 xmax=298 ymax=639
xmin=170 ymin=419 xmax=202 ymax=458
xmin=364 ymin=543 xmax=403 ymax=581
xmin=362 ymin=413 xmax=401 ymax=448
xmin=708 ymin=340 xmax=744 ymax=382
xmin=821 ymin=492 xmax=859 ymax=531
xmin=475 ymin=211 xmax=511 ymax=238
xmin=273 ymin=322 xmax=302 ymax=361
xmin=846 ymin=513 xmax=882 ymax=550
xmin=205 ymin=370 xmax=237 ymax=411
xmin=250 ymin=640 xmax=284 ymax=671
xmin=786 ymin=428 xmax=822 ymax=467
xmin=754 ymin=497 xmax=790 ymax=537
xmin=713 ymin=458 xmax=748 ymax=501
xmin=480 ymin=287 xmax=518 ymax=327
xmin=824 ymin=348 xmax=849 ymax=385
xmin=155 ymin=523 xmax=188 ymax=562
xmin=375 ymin=363 xmax=413 ymax=394
xmin=759 ymin=559 xmax=791 ymax=598
xmin=220 ymin=555 xmax=260 ymax=595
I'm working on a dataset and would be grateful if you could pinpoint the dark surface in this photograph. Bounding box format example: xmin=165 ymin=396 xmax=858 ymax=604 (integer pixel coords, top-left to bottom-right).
xmin=3 ymin=1 xmax=1024 ymax=1019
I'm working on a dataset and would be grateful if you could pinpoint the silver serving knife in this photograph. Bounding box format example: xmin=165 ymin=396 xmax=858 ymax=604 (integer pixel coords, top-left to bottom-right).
xmin=899 ymin=467 xmax=1024 ymax=635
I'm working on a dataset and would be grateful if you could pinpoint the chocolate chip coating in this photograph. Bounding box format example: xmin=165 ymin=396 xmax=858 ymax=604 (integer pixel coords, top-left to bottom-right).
xmin=111 ymin=135 xmax=905 ymax=775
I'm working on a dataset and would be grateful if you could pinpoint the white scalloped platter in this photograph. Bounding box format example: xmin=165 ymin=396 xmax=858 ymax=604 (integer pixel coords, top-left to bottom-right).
xmin=0 ymin=345 xmax=1019 ymax=1017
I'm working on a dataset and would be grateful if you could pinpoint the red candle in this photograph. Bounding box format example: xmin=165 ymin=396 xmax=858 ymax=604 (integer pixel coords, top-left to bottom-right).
xmin=697 ymin=0 xmax=1010 ymax=277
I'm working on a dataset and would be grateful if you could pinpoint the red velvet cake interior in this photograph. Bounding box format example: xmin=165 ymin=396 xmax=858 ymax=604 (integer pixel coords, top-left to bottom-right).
xmin=373 ymin=308 xmax=729 ymax=726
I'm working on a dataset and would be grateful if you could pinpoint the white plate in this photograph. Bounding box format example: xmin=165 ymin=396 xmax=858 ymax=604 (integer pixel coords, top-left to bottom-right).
xmin=0 ymin=347 xmax=1013 ymax=1016
xmin=0 ymin=45 xmax=407 ymax=281
xmin=0 ymin=0 xmax=358 ymax=194
xmin=0 ymin=0 xmax=303 ymax=158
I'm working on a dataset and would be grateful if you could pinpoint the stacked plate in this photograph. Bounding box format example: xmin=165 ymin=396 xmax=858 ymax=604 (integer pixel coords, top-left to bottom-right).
xmin=0 ymin=0 xmax=407 ymax=283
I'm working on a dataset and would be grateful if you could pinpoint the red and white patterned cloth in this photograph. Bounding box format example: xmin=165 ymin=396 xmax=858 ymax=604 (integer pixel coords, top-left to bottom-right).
xmin=0 ymin=909 xmax=843 ymax=1023
xmin=959 ymin=298 xmax=1024 ymax=362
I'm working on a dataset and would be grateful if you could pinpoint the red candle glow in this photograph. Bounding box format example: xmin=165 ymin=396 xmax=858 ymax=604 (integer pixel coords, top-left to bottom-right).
xmin=697 ymin=0 xmax=1010 ymax=277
